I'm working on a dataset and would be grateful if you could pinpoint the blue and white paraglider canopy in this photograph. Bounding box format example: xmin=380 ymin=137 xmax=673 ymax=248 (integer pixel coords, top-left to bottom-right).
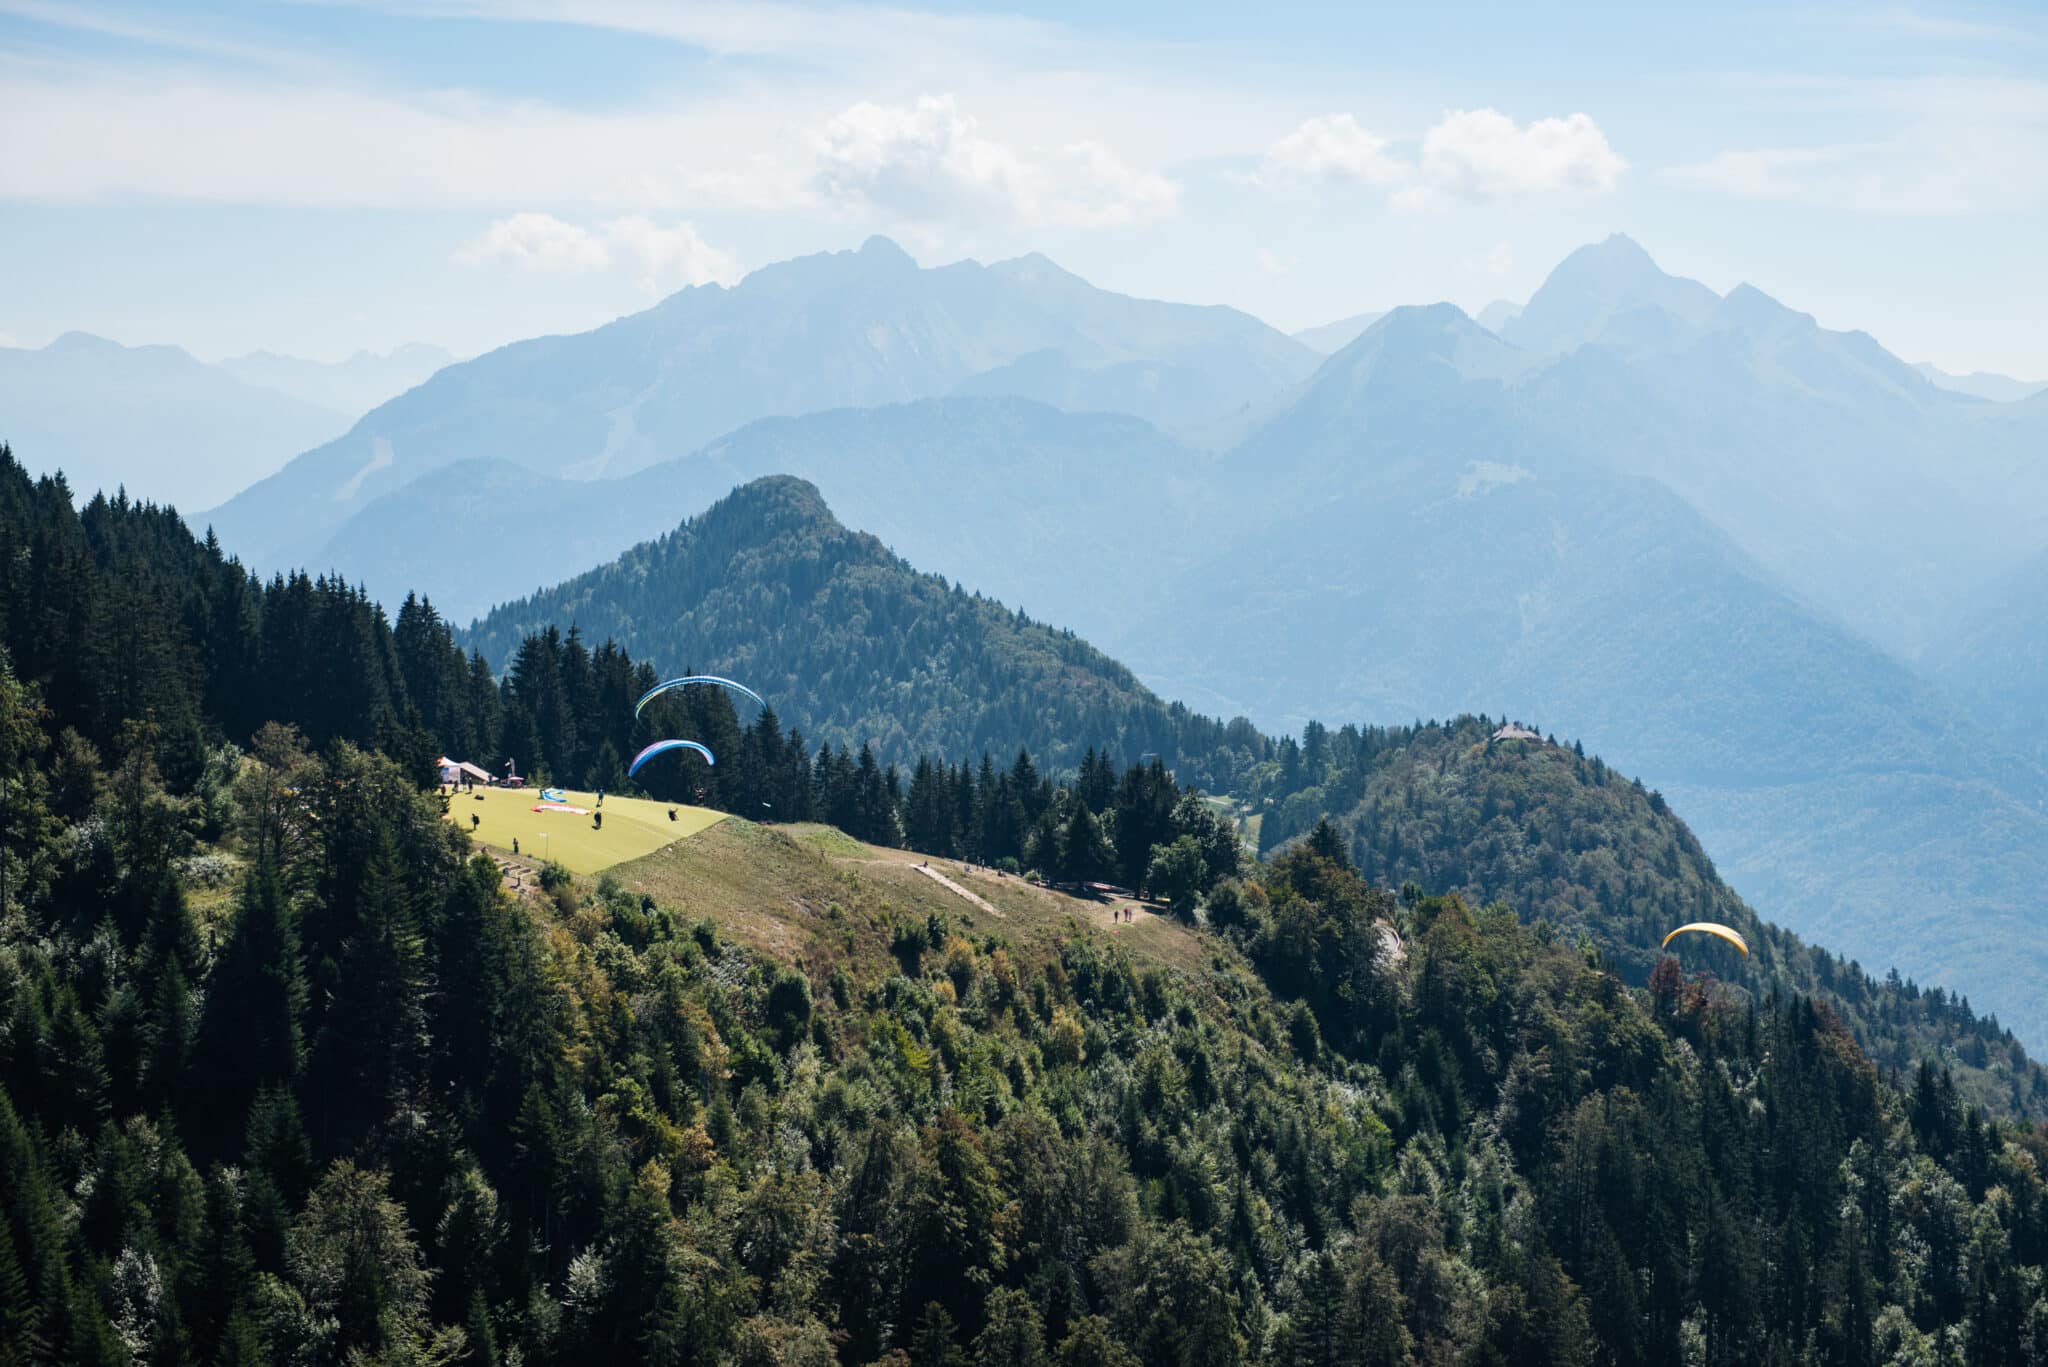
xmin=632 ymin=675 xmax=767 ymax=720
xmin=628 ymin=739 xmax=715 ymax=779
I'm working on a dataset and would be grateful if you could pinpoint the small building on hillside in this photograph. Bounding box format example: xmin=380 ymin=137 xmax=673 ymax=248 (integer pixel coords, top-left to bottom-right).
xmin=438 ymin=757 xmax=496 ymax=786
xmin=1491 ymin=723 xmax=1542 ymax=743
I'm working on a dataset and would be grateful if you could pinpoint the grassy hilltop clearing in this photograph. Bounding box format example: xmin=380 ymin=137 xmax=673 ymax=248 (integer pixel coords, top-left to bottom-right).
xmin=444 ymin=785 xmax=725 ymax=874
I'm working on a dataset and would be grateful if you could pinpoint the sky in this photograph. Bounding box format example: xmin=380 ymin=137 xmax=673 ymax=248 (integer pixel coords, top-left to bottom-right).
xmin=1 ymin=0 xmax=2043 ymax=377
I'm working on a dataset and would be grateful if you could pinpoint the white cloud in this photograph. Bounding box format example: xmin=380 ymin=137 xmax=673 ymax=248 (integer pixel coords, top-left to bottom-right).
xmin=1413 ymin=108 xmax=1627 ymax=202
xmin=0 ymin=69 xmax=1181 ymax=237
xmin=1660 ymin=146 xmax=1848 ymax=199
xmin=455 ymin=213 xmax=739 ymax=291
xmin=1259 ymin=113 xmax=1407 ymax=186
xmin=454 ymin=212 xmax=611 ymax=272
xmin=808 ymin=93 xmax=1177 ymax=228
xmin=1257 ymin=107 xmax=1624 ymax=210
xmin=603 ymin=216 xmax=743 ymax=290
xmin=1486 ymin=242 xmax=1513 ymax=275
xmin=1056 ymin=139 xmax=1180 ymax=227
xmin=1255 ymin=247 xmax=1294 ymax=275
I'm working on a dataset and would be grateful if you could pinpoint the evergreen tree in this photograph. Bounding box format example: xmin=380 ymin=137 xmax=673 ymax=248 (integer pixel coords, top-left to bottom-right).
xmin=307 ymin=826 xmax=431 ymax=1146
xmin=195 ymin=856 xmax=308 ymax=1148
xmin=1058 ymin=800 xmax=1115 ymax=886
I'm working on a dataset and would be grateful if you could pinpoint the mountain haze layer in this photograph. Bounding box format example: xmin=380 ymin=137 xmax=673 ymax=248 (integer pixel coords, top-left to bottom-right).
xmin=218 ymin=341 xmax=457 ymax=416
xmin=301 ymin=397 xmax=1213 ymax=626
xmin=202 ymin=236 xmax=1316 ymax=565
xmin=0 ymin=332 xmax=351 ymax=509
xmin=1914 ymin=361 xmax=2045 ymax=403
xmin=1119 ymin=293 xmax=2048 ymax=1047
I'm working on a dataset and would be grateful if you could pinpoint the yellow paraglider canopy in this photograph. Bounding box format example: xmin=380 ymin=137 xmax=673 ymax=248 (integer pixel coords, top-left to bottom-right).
xmin=1661 ymin=922 xmax=1749 ymax=957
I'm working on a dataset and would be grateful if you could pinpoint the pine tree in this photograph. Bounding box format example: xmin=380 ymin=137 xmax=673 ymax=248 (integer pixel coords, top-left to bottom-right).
xmin=1058 ymin=801 xmax=1114 ymax=886
xmin=198 ymin=856 xmax=308 ymax=1091
xmin=307 ymin=825 xmax=430 ymax=1146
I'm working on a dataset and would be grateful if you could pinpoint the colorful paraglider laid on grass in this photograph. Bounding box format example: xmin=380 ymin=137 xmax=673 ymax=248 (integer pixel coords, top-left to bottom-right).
xmin=628 ymin=739 xmax=715 ymax=779
xmin=632 ymin=675 xmax=767 ymax=720
xmin=1661 ymin=922 xmax=1749 ymax=956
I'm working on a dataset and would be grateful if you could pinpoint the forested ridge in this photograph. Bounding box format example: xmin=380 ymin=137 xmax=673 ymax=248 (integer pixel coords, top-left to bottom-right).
xmin=9 ymin=445 xmax=2048 ymax=1361
xmin=462 ymin=476 xmax=1263 ymax=793
xmin=1253 ymin=716 xmax=2047 ymax=1121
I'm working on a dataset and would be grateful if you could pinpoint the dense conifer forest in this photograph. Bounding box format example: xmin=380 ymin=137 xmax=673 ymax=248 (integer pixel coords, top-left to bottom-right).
xmin=463 ymin=477 xmax=1264 ymax=793
xmin=8 ymin=446 xmax=2048 ymax=1362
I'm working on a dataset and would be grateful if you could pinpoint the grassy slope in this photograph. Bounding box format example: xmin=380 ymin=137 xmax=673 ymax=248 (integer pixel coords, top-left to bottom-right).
xmin=444 ymin=785 xmax=725 ymax=873
xmin=608 ymin=818 xmax=1215 ymax=981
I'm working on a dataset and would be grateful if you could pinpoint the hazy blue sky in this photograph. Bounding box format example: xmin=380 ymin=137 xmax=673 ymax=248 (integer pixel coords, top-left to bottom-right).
xmin=2 ymin=1 xmax=2042 ymax=376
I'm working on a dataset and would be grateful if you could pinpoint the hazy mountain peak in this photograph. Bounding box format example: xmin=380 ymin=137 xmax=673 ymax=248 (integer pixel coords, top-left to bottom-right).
xmin=738 ymin=235 xmax=919 ymax=294
xmin=1474 ymin=299 xmax=1523 ymax=334
xmin=1506 ymin=235 xmax=1721 ymax=354
xmin=1368 ymin=300 xmax=1476 ymax=338
xmin=1714 ymin=281 xmax=1807 ymax=331
xmin=47 ymin=330 xmax=147 ymax=356
xmin=1292 ymin=310 xmax=1387 ymax=354
xmin=857 ymin=234 xmax=914 ymax=264
xmin=216 ymin=341 xmax=457 ymax=418
xmin=1328 ymin=302 xmax=1529 ymax=384
xmin=987 ymin=249 xmax=1087 ymax=289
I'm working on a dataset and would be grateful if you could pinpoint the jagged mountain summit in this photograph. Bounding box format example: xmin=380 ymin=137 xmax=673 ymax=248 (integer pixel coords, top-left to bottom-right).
xmin=201 ymin=236 xmax=1317 ymax=565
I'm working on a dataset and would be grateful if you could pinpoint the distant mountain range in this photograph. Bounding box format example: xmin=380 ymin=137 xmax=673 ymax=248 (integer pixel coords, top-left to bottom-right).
xmin=1914 ymin=361 xmax=2045 ymax=404
xmin=0 ymin=333 xmax=348 ymax=510
xmin=200 ymin=235 xmax=1318 ymax=565
xmin=1292 ymin=310 xmax=1386 ymax=353
xmin=1293 ymin=299 xmax=1522 ymax=353
xmin=218 ymin=342 xmax=456 ymax=417
xmin=1933 ymin=536 xmax=2048 ymax=764
xmin=1474 ymin=299 xmax=1523 ymax=333
xmin=1493 ymin=238 xmax=2048 ymax=658
xmin=297 ymin=397 xmax=1214 ymax=629
xmin=0 ymin=332 xmax=454 ymax=511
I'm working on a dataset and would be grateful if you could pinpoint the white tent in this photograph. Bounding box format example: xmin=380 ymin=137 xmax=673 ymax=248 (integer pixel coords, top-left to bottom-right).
xmin=438 ymin=757 xmax=495 ymax=785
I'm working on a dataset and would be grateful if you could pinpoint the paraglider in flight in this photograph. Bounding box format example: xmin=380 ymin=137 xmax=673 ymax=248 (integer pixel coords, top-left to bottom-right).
xmin=1660 ymin=922 xmax=1749 ymax=957
xmin=628 ymin=739 xmax=716 ymax=779
xmin=632 ymin=676 xmax=766 ymax=720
